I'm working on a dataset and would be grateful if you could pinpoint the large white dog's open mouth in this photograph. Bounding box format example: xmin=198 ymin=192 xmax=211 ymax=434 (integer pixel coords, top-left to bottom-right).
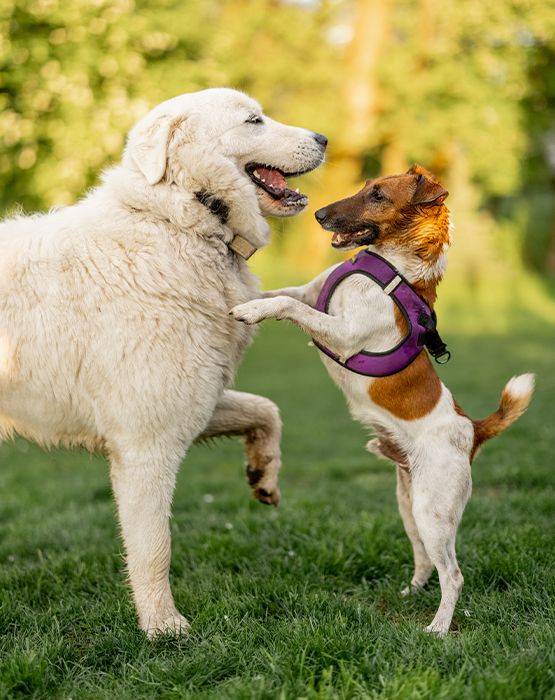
xmin=246 ymin=163 xmax=309 ymax=216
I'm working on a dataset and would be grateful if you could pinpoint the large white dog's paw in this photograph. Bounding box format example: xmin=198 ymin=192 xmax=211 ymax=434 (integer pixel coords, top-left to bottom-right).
xmin=231 ymin=298 xmax=285 ymax=325
xmin=143 ymin=612 xmax=191 ymax=639
xmin=423 ymin=620 xmax=449 ymax=637
xmin=246 ymin=456 xmax=281 ymax=507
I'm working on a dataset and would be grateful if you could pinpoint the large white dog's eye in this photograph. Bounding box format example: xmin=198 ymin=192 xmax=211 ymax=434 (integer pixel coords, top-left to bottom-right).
xmin=245 ymin=114 xmax=263 ymax=125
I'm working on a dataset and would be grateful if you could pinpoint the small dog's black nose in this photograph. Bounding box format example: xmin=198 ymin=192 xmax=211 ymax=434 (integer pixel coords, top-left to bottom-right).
xmin=315 ymin=207 xmax=328 ymax=223
xmin=313 ymin=132 xmax=328 ymax=148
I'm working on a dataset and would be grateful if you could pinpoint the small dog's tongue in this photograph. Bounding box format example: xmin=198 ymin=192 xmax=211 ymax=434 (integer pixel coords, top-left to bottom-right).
xmin=257 ymin=167 xmax=287 ymax=190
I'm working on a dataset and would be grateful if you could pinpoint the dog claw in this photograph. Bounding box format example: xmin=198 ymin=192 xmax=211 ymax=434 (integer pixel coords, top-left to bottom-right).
xmin=254 ymin=486 xmax=280 ymax=506
xmin=424 ymin=628 xmax=449 ymax=638
xmin=424 ymin=621 xmax=449 ymax=637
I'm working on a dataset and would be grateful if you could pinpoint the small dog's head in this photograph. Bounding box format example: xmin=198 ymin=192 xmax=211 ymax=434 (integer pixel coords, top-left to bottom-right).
xmin=124 ymin=88 xmax=327 ymax=218
xmin=315 ymin=165 xmax=450 ymax=263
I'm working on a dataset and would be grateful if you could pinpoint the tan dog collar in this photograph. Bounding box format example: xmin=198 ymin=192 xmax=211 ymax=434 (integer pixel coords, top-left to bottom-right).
xmin=194 ymin=191 xmax=258 ymax=260
xmin=229 ymin=235 xmax=258 ymax=260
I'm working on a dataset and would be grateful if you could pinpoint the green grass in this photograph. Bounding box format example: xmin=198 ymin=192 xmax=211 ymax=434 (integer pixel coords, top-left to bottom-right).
xmin=1 ymin=317 xmax=554 ymax=699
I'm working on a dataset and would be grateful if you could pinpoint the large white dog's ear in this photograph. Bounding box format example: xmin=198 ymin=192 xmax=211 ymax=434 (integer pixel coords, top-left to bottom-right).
xmin=128 ymin=113 xmax=174 ymax=185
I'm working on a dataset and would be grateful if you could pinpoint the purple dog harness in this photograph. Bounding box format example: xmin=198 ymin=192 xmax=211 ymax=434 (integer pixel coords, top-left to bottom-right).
xmin=313 ymin=249 xmax=450 ymax=377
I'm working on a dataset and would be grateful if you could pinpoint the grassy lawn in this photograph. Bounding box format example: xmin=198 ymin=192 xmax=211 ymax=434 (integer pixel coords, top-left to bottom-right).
xmin=1 ymin=316 xmax=554 ymax=699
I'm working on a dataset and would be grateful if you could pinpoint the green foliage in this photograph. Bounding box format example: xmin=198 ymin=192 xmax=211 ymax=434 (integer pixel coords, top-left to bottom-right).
xmin=0 ymin=0 xmax=554 ymax=276
xmin=0 ymin=0 xmax=335 ymax=210
xmin=380 ymin=1 xmax=532 ymax=195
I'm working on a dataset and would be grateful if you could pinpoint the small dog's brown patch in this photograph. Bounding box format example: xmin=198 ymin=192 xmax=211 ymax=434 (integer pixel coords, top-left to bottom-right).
xmin=368 ymin=351 xmax=442 ymax=420
xmin=371 ymin=432 xmax=410 ymax=470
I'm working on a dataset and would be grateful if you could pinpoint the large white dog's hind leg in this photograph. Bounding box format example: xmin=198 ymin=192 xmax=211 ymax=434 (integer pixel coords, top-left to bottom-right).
xmin=198 ymin=389 xmax=281 ymax=506
xmin=109 ymin=439 xmax=189 ymax=638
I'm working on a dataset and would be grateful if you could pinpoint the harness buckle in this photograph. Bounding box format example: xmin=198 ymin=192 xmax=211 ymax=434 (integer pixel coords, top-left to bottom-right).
xmin=383 ymin=274 xmax=402 ymax=296
xmin=434 ymin=349 xmax=451 ymax=364
xmin=417 ymin=311 xmax=451 ymax=365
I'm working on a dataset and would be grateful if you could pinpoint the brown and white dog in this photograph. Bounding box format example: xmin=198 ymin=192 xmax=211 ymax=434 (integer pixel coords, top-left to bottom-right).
xmin=231 ymin=165 xmax=534 ymax=635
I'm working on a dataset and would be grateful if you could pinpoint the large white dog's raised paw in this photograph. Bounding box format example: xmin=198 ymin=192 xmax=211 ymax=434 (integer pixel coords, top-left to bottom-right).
xmin=144 ymin=612 xmax=191 ymax=639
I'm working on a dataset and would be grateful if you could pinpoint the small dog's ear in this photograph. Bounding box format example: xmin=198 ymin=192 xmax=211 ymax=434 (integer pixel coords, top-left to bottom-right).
xmin=408 ymin=164 xmax=449 ymax=206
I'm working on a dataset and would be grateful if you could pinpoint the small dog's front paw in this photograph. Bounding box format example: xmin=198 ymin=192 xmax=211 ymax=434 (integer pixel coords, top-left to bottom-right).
xmin=230 ymin=302 xmax=262 ymax=325
xmin=230 ymin=299 xmax=274 ymax=325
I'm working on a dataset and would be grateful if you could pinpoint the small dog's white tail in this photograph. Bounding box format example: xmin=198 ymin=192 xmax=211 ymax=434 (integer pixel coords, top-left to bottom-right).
xmin=472 ymin=373 xmax=535 ymax=459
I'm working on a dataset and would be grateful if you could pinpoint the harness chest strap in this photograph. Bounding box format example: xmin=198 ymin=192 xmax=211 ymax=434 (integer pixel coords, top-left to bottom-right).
xmin=313 ymin=249 xmax=450 ymax=377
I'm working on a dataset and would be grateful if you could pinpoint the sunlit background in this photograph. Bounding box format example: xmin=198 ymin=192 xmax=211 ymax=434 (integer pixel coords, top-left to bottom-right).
xmin=1 ymin=6 xmax=555 ymax=690
xmin=1 ymin=0 xmax=554 ymax=331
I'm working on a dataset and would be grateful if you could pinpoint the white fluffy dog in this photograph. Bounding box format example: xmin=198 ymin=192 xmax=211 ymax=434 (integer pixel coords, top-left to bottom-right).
xmin=0 ymin=88 xmax=326 ymax=636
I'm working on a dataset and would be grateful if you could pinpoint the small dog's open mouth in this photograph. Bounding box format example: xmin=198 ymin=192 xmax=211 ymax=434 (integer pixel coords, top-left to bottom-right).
xmin=331 ymin=228 xmax=379 ymax=249
xmin=246 ymin=163 xmax=309 ymax=211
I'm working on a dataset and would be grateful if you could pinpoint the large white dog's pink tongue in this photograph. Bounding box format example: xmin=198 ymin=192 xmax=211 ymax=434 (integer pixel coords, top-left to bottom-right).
xmin=254 ymin=167 xmax=287 ymax=190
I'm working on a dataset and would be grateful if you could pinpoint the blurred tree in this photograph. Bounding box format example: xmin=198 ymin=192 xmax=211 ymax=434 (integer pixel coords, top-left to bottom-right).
xmin=520 ymin=23 xmax=555 ymax=274
xmin=0 ymin=0 xmax=216 ymax=209
xmin=0 ymin=0 xmax=337 ymax=211
xmin=0 ymin=0 xmax=554 ymax=284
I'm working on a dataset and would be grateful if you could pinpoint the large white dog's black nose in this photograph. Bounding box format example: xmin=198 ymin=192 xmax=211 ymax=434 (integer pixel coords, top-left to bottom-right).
xmin=313 ymin=132 xmax=328 ymax=148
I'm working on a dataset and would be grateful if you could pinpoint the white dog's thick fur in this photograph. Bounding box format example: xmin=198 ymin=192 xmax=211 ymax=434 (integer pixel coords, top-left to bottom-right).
xmin=0 ymin=88 xmax=325 ymax=636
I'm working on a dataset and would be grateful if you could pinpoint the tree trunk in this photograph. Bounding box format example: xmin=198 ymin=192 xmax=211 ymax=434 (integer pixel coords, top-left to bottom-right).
xmin=296 ymin=0 xmax=391 ymax=275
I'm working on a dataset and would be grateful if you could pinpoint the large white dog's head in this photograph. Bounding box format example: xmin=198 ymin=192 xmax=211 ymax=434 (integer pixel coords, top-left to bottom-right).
xmin=124 ymin=88 xmax=327 ymax=218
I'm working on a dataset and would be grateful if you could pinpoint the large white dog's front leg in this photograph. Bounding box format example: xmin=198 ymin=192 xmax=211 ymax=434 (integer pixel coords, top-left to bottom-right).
xmin=109 ymin=441 xmax=189 ymax=638
xmin=231 ymin=296 xmax=368 ymax=362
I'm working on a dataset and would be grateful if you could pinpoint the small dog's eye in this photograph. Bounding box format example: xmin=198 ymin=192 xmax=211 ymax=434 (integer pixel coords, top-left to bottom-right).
xmin=246 ymin=115 xmax=263 ymax=125
xmin=371 ymin=189 xmax=385 ymax=202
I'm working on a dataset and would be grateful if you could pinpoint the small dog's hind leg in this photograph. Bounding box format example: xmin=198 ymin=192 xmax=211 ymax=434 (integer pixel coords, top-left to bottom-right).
xmin=198 ymin=390 xmax=281 ymax=506
xmin=366 ymin=439 xmax=433 ymax=594
xmin=395 ymin=466 xmax=435 ymax=595
xmin=411 ymin=455 xmax=471 ymax=635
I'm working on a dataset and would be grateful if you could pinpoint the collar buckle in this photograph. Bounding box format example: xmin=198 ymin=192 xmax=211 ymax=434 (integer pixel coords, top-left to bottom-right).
xmin=229 ymin=235 xmax=257 ymax=260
